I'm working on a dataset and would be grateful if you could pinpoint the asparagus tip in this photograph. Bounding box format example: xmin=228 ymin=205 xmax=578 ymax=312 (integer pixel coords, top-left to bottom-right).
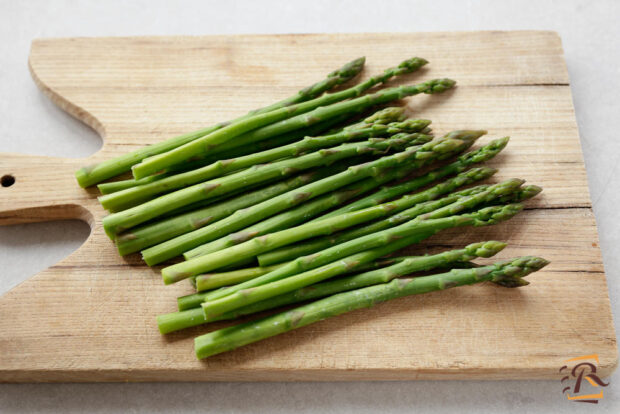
xmin=399 ymin=57 xmax=429 ymax=70
xmin=466 ymin=240 xmax=508 ymax=258
xmin=428 ymin=78 xmax=457 ymax=93
xmin=521 ymin=185 xmax=543 ymax=200
xmin=445 ymin=130 xmax=487 ymax=142
xmin=493 ymin=256 xmax=550 ymax=288
xmin=330 ymin=56 xmax=366 ymax=82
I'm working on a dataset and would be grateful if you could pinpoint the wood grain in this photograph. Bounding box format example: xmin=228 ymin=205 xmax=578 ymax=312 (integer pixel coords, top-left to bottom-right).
xmin=0 ymin=31 xmax=616 ymax=382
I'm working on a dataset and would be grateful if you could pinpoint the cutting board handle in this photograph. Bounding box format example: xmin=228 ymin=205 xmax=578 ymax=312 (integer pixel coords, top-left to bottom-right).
xmin=0 ymin=153 xmax=96 ymax=226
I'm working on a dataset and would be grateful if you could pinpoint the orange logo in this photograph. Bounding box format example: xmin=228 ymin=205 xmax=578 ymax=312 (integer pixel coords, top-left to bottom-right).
xmin=560 ymin=354 xmax=609 ymax=404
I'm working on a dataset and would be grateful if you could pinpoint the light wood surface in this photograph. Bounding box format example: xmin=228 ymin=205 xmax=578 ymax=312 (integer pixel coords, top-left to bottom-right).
xmin=0 ymin=31 xmax=616 ymax=382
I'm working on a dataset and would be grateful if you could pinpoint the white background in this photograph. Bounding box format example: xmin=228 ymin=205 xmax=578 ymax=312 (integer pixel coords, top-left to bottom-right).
xmin=1 ymin=0 xmax=619 ymax=412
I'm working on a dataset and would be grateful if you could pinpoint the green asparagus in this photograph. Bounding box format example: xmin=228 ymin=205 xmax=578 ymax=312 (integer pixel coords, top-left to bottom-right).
xmin=158 ymin=241 xmax=505 ymax=333
xmin=103 ymin=134 xmax=424 ymax=238
xmin=198 ymin=202 xmax=523 ymax=305
xmin=176 ymin=134 xmax=441 ymax=261
xmin=195 ymin=256 xmax=548 ymax=358
xmin=132 ymin=74 xmax=453 ymax=179
xmin=97 ymin=113 xmax=355 ymax=196
xmin=99 ymin=119 xmax=432 ymax=211
xmin=75 ymin=57 xmax=366 ymax=187
xmin=257 ymin=176 xmax=540 ymax=267
xmin=114 ymin=168 xmax=340 ymax=255
xmin=199 ymin=184 xmax=525 ymax=317
xmin=178 ymin=257 xmax=406 ymax=311
xmin=483 ymin=184 xmax=543 ymax=206
xmin=161 ymin=142 xmax=498 ymax=284
xmin=184 ymin=166 xmax=494 ymax=261
xmin=141 ymin=131 xmax=481 ymax=265
xmin=194 ymin=264 xmax=284 ymax=292
xmin=257 ymin=188 xmax=486 ymax=267
xmin=317 ymin=137 xmax=510 ymax=220
xmin=182 ymin=256 xmax=411 ymax=309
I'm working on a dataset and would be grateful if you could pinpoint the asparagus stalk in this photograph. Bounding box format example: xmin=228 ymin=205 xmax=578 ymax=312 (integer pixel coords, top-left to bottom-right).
xmin=257 ymin=176 xmax=540 ymax=268
xmin=132 ymin=73 xmax=453 ymax=180
xmin=352 ymin=107 xmax=407 ymax=124
xmin=97 ymin=113 xmax=355 ymax=195
xmin=99 ymin=119 xmax=432 ymax=212
xmin=202 ymin=106 xmax=409 ymax=162
xmin=115 ymin=168 xmax=339 ymax=255
xmin=161 ymin=142 xmax=498 ymax=284
xmin=162 ymin=188 xmax=443 ymax=283
xmin=483 ymin=184 xmax=543 ymax=206
xmin=98 ymin=174 xmax=164 ymax=195
xmin=113 ymin=112 xmax=406 ymax=251
xmin=194 ymin=264 xmax=284 ymax=292
xmin=180 ymin=257 xmax=409 ymax=310
xmin=176 ymin=133 xmax=440 ymax=261
xmin=198 ymin=199 xmax=523 ymax=305
xmin=184 ymin=166 xmax=494 ymax=261
xmin=198 ymin=184 xmax=525 ymax=317
xmin=179 ymin=257 xmax=406 ymax=311
xmin=141 ymin=131 xmax=481 ymax=265
xmin=193 ymin=255 xmax=413 ymax=295
xmin=317 ymin=137 xmax=510 ymax=220
xmin=257 ymin=185 xmax=490 ymax=267
xmin=195 ymin=256 xmax=548 ymax=358
xmin=131 ymin=58 xmax=426 ymax=179
xmin=75 ymin=57 xmax=366 ymax=187
xmin=158 ymin=241 xmax=505 ymax=333
xmin=103 ymin=134 xmax=423 ymax=238
xmin=179 ymin=176 xmax=400 ymax=263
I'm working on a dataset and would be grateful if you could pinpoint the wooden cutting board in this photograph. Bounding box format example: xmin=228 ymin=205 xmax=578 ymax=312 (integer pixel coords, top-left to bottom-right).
xmin=0 ymin=31 xmax=616 ymax=382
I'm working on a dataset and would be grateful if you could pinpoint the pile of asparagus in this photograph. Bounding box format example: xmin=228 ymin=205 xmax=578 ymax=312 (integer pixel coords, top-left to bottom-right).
xmin=76 ymin=57 xmax=549 ymax=359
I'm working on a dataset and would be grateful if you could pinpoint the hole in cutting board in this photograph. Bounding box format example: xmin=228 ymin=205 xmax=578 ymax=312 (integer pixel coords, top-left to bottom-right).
xmin=0 ymin=220 xmax=90 ymax=295
xmin=1 ymin=175 xmax=15 ymax=187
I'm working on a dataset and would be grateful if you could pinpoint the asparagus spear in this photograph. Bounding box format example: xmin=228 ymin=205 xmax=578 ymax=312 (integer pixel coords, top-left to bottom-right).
xmin=75 ymin=57 xmax=366 ymax=187
xmin=141 ymin=131 xmax=481 ymax=265
xmin=158 ymin=241 xmax=505 ymax=333
xmin=198 ymin=183 xmax=525 ymax=317
xmin=194 ymin=264 xmax=284 ymax=292
xmin=317 ymin=137 xmax=510 ymax=220
xmin=195 ymin=256 xmax=548 ymax=358
xmin=98 ymin=174 xmax=164 ymax=195
xmin=184 ymin=106 xmax=410 ymax=166
xmin=99 ymin=119 xmax=432 ymax=212
xmin=353 ymin=107 xmax=407 ymax=124
xmin=178 ymin=175 xmax=401 ymax=263
xmin=185 ymin=255 xmax=409 ymax=306
xmin=184 ymin=166 xmax=494 ymax=261
xmin=115 ymin=168 xmax=340 ymax=255
xmin=132 ymin=73 xmax=453 ymax=180
xmin=198 ymin=199 xmax=523 ymax=305
xmin=483 ymin=184 xmax=543 ymax=206
xmin=103 ymin=134 xmax=423 ymax=238
xmin=131 ymin=58 xmax=426 ymax=179
xmin=97 ymin=113 xmax=355 ymax=195
xmin=175 ymin=132 xmax=440 ymax=261
xmin=258 ymin=177 xmax=540 ymax=268
xmin=113 ymin=110 xmax=407 ymax=251
xmin=256 ymin=185 xmax=492 ymax=267
xmin=179 ymin=257 xmax=409 ymax=311
xmin=161 ymin=145 xmax=501 ymax=284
